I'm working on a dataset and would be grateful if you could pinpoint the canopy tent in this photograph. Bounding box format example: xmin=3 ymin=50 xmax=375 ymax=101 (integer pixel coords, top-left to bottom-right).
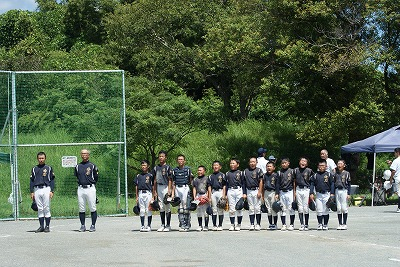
xmin=341 ymin=125 xmax=400 ymax=206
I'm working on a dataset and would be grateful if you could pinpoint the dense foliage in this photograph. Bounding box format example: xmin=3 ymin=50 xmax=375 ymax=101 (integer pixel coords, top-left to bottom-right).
xmin=1 ymin=0 xmax=400 ymax=183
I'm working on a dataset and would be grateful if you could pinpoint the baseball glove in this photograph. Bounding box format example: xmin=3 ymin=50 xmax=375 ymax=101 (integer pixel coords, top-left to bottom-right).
xmin=272 ymin=201 xmax=282 ymax=213
xmin=170 ymin=197 xmax=181 ymax=207
xmin=198 ymin=195 xmax=209 ymax=205
xmin=189 ymin=200 xmax=199 ymax=211
xmin=151 ymin=200 xmax=160 ymax=211
xmin=217 ymin=197 xmax=227 ymax=209
xmin=163 ymin=194 xmax=170 ymax=204
xmin=326 ymin=196 xmax=337 ymax=211
xmin=291 ymin=201 xmax=298 ymax=211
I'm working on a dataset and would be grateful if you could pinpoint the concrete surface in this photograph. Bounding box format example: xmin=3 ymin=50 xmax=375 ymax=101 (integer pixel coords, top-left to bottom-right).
xmin=1 ymin=205 xmax=400 ymax=266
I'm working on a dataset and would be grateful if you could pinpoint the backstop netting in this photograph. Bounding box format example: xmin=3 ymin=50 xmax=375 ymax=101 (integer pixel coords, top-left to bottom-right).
xmin=0 ymin=70 xmax=127 ymax=220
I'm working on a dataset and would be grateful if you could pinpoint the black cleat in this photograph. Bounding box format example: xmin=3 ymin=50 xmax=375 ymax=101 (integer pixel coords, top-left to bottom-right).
xmin=35 ymin=227 xmax=45 ymax=233
xmin=89 ymin=225 xmax=96 ymax=232
xmin=44 ymin=226 xmax=50 ymax=233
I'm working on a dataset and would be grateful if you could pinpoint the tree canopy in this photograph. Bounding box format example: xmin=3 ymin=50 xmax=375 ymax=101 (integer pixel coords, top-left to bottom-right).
xmin=0 ymin=0 xmax=399 ymax=176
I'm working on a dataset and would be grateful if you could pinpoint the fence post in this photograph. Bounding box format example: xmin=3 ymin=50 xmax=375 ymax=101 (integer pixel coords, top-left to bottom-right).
xmin=11 ymin=72 xmax=19 ymax=220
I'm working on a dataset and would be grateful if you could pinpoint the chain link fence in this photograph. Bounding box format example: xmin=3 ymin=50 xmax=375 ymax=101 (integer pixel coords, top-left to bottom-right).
xmin=0 ymin=70 xmax=127 ymax=220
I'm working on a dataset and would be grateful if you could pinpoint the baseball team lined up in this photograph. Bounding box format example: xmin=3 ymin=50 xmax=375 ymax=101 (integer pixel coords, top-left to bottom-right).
xmin=133 ymin=149 xmax=350 ymax=232
xmin=31 ymin=147 xmax=377 ymax=233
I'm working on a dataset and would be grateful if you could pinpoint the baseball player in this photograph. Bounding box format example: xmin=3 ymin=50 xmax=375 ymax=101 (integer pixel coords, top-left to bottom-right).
xmin=320 ymin=149 xmax=336 ymax=174
xmin=135 ymin=160 xmax=155 ymax=232
xmin=294 ymin=157 xmax=314 ymax=231
xmin=310 ymin=159 xmax=335 ymax=230
xmin=262 ymin=161 xmax=278 ymax=230
xmin=207 ymin=161 xmax=227 ymax=231
xmin=75 ymin=149 xmax=99 ymax=232
xmin=192 ymin=165 xmax=210 ymax=231
xmin=30 ymin=152 xmax=55 ymax=233
xmin=389 ymin=147 xmax=400 ymax=213
xmin=242 ymin=157 xmax=264 ymax=231
xmin=152 ymin=150 xmax=173 ymax=232
xmin=226 ymin=158 xmax=244 ymax=231
xmin=334 ymin=159 xmax=351 ymax=230
xmin=171 ymin=154 xmax=193 ymax=232
xmin=276 ymin=157 xmax=295 ymax=231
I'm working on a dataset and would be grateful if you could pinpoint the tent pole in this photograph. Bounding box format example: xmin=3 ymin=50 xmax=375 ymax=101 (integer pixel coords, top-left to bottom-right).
xmin=371 ymin=153 xmax=376 ymax=207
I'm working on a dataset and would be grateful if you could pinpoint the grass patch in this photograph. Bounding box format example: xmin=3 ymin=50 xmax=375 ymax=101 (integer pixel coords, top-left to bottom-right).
xmin=0 ymin=130 xmax=128 ymax=219
xmin=351 ymin=193 xmax=398 ymax=206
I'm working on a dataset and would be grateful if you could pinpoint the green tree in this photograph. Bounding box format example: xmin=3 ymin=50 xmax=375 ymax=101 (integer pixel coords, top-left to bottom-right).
xmin=36 ymin=0 xmax=61 ymax=12
xmin=0 ymin=6 xmax=66 ymax=70
xmin=200 ymin=0 xmax=270 ymax=119
xmin=125 ymin=76 xmax=225 ymax=169
xmin=106 ymin=0 xmax=273 ymax=119
xmin=34 ymin=2 xmax=67 ymax=50
xmin=0 ymin=10 xmax=34 ymax=50
xmin=365 ymin=0 xmax=400 ymax=127
xmin=254 ymin=0 xmax=394 ymax=148
xmin=260 ymin=0 xmax=371 ymax=118
xmin=64 ymin=0 xmax=118 ymax=49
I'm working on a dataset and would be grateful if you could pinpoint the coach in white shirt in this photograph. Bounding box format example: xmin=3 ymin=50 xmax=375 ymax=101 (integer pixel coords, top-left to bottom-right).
xmin=389 ymin=147 xmax=400 ymax=213
xmin=256 ymin=147 xmax=268 ymax=174
xmin=320 ymin=149 xmax=336 ymax=174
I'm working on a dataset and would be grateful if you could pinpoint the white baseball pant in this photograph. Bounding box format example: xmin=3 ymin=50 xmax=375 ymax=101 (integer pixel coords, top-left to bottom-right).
xmin=315 ymin=192 xmax=330 ymax=216
xmin=211 ymin=189 xmax=224 ymax=215
xmin=227 ymin=188 xmax=243 ymax=217
xmin=296 ymin=187 xmax=310 ymax=214
xmin=78 ymin=185 xmax=97 ymax=212
xmin=138 ymin=190 xmax=152 ymax=216
xmin=263 ymin=190 xmax=277 ymax=216
xmin=196 ymin=193 xmax=209 ymax=218
xmin=279 ymin=190 xmax=294 ymax=216
xmin=175 ymin=185 xmax=190 ymax=210
xmin=34 ymin=186 xmax=51 ymax=218
xmin=335 ymin=189 xmax=348 ymax=214
xmin=157 ymin=184 xmax=171 ymax=213
xmin=247 ymin=189 xmax=261 ymax=215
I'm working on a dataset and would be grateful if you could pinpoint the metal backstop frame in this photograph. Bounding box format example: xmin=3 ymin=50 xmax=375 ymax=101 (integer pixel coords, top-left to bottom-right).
xmin=0 ymin=70 xmax=127 ymax=220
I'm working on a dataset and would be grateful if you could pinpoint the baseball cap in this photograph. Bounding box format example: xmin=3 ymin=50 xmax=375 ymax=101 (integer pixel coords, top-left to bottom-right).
xmin=257 ymin=148 xmax=267 ymax=155
xmin=268 ymin=155 xmax=276 ymax=161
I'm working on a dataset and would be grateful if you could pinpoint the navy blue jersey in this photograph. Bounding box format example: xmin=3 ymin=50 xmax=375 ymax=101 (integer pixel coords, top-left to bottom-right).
xmin=242 ymin=167 xmax=263 ymax=190
xmin=172 ymin=166 xmax=192 ymax=186
xmin=192 ymin=175 xmax=208 ymax=194
xmin=294 ymin=167 xmax=314 ymax=188
xmin=30 ymin=164 xmax=55 ymax=193
xmin=207 ymin=172 xmax=227 ymax=190
xmin=263 ymin=171 xmax=278 ymax=191
xmin=310 ymin=171 xmax=334 ymax=193
xmin=152 ymin=164 xmax=172 ymax=185
xmin=74 ymin=161 xmax=98 ymax=186
xmin=225 ymin=170 xmax=243 ymax=188
xmin=276 ymin=168 xmax=294 ymax=193
xmin=334 ymin=170 xmax=351 ymax=194
xmin=135 ymin=172 xmax=154 ymax=191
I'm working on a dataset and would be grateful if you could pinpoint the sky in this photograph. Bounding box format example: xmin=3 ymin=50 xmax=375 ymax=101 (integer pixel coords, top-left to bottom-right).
xmin=0 ymin=0 xmax=38 ymax=14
